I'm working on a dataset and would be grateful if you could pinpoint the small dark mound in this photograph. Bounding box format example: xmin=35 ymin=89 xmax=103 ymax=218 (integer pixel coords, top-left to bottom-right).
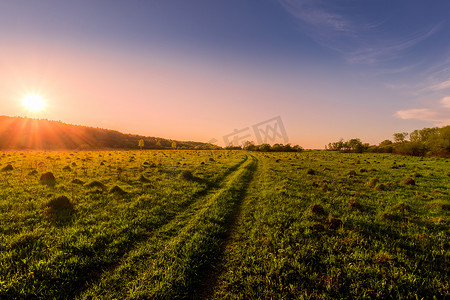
xmin=46 ymin=195 xmax=73 ymax=210
xmin=375 ymin=183 xmax=387 ymax=191
xmin=306 ymin=169 xmax=316 ymax=175
xmin=359 ymin=168 xmax=367 ymax=173
xmin=40 ymin=172 xmax=56 ymax=186
xmin=28 ymin=170 xmax=38 ymax=176
xmin=110 ymin=185 xmax=127 ymax=195
xmin=349 ymin=199 xmax=364 ymax=211
xmin=393 ymin=203 xmax=411 ymax=213
xmin=139 ymin=175 xmax=150 ymax=183
xmin=62 ymin=166 xmax=72 ymax=171
xmin=347 ymin=170 xmax=357 ymax=176
xmin=309 ymin=222 xmax=325 ymax=231
xmin=326 ymin=217 xmax=343 ymax=230
xmin=181 ymin=170 xmax=194 ymax=180
xmin=200 ymin=162 xmax=205 ymax=165
xmin=380 ymin=212 xmax=400 ymax=221
xmin=403 ymin=177 xmax=415 ymax=185
xmin=310 ymin=204 xmax=326 ymax=216
xmin=1 ymin=164 xmax=13 ymax=172
xmin=209 ymin=158 xmax=215 ymax=162
xmin=367 ymin=178 xmax=379 ymax=187
xmin=71 ymin=179 xmax=84 ymax=185
xmin=9 ymin=233 xmax=40 ymax=250
xmin=43 ymin=196 xmax=75 ymax=224
xmin=100 ymin=161 xmax=105 ymax=166
xmin=86 ymin=181 xmax=105 ymax=189
xmin=71 ymin=162 xmax=77 ymax=167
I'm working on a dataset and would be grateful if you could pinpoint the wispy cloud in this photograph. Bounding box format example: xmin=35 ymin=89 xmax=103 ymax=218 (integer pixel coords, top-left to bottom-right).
xmin=428 ymin=79 xmax=450 ymax=91
xmin=395 ymin=98 xmax=450 ymax=126
xmin=441 ymin=96 xmax=450 ymax=108
xmin=279 ymin=0 xmax=442 ymax=65
xmin=395 ymin=108 xmax=438 ymax=121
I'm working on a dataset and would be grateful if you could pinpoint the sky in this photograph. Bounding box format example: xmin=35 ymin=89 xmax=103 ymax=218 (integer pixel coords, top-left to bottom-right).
xmin=1 ymin=0 xmax=450 ymax=149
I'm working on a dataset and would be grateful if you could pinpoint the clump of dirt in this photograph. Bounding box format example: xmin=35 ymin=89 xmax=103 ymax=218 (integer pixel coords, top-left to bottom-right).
xmin=309 ymin=222 xmax=325 ymax=231
xmin=62 ymin=166 xmax=72 ymax=171
xmin=326 ymin=217 xmax=343 ymax=230
xmin=403 ymin=177 xmax=416 ymax=185
xmin=110 ymin=185 xmax=127 ymax=195
xmin=43 ymin=195 xmax=75 ymax=224
xmin=181 ymin=170 xmax=194 ymax=180
xmin=28 ymin=170 xmax=38 ymax=176
xmin=1 ymin=164 xmax=13 ymax=172
xmin=349 ymin=199 xmax=364 ymax=211
xmin=374 ymin=183 xmax=387 ymax=191
xmin=347 ymin=170 xmax=357 ymax=176
xmin=392 ymin=203 xmax=411 ymax=213
xmin=310 ymin=204 xmax=326 ymax=216
xmin=86 ymin=181 xmax=106 ymax=190
xmin=367 ymin=178 xmax=378 ymax=187
xmin=306 ymin=169 xmax=316 ymax=175
xmin=139 ymin=174 xmax=150 ymax=182
xmin=40 ymin=172 xmax=56 ymax=186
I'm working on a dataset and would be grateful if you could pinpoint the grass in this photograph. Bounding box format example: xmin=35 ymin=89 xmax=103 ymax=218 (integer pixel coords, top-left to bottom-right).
xmin=0 ymin=150 xmax=448 ymax=299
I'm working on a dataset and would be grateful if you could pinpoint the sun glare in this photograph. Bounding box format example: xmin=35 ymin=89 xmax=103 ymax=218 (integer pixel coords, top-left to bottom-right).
xmin=22 ymin=94 xmax=46 ymax=112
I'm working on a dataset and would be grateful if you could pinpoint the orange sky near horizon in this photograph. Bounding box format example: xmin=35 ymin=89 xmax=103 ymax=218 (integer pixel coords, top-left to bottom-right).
xmin=2 ymin=1 xmax=449 ymax=149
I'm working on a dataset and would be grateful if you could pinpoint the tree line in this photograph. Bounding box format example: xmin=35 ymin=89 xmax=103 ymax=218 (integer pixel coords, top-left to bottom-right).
xmin=226 ymin=141 xmax=303 ymax=152
xmin=326 ymin=125 xmax=450 ymax=157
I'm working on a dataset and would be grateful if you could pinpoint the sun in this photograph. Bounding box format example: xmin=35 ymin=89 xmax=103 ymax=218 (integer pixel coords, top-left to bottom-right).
xmin=22 ymin=94 xmax=46 ymax=112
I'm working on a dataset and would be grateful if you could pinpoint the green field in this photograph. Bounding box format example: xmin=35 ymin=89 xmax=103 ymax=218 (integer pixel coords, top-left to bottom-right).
xmin=1 ymin=150 xmax=449 ymax=299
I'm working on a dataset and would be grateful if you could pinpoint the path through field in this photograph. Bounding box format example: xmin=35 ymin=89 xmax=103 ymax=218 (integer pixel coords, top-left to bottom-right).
xmin=0 ymin=150 xmax=448 ymax=299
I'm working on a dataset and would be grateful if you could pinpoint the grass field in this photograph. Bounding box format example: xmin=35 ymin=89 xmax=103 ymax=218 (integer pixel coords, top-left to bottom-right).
xmin=0 ymin=150 xmax=449 ymax=299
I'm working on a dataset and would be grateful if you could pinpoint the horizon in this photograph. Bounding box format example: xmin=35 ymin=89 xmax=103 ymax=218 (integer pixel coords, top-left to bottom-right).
xmin=2 ymin=1 xmax=450 ymax=148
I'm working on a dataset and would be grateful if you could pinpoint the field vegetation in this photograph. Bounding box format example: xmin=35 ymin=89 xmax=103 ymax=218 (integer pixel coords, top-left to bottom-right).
xmin=0 ymin=150 xmax=448 ymax=299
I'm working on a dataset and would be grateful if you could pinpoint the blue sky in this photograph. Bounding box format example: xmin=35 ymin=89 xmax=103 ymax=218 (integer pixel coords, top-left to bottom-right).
xmin=1 ymin=0 xmax=449 ymax=148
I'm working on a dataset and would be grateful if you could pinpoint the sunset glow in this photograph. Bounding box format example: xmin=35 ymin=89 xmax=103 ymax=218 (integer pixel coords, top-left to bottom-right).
xmin=22 ymin=94 xmax=46 ymax=112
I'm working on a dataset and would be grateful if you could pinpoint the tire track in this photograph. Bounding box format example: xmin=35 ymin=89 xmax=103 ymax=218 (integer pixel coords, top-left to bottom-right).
xmin=77 ymin=155 xmax=255 ymax=299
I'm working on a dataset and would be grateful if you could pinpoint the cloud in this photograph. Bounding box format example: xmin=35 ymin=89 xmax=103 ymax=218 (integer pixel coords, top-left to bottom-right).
xmin=279 ymin=0 xmax=442 ymax=65
xmin=395 ymin=98 xmax=450 ymax=126
xmin=442 ymin=96 xmax=450 ymax=108
xmin=429 ymin=80 xmax=450 ymax=91
xmin=395 ymin=109 xmax=438 ymax=121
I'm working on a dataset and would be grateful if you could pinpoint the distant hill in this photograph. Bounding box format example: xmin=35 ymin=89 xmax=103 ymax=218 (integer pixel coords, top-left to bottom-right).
xmin=0 ymin=116 xmax=217 ymax=150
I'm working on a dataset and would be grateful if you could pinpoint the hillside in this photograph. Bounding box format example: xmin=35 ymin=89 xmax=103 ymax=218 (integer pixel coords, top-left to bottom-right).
xmin=0 ymin=116 xmax=214 ymax=150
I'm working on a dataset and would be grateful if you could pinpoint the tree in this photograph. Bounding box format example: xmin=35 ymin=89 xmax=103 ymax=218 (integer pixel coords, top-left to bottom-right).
xmin=347 ymin=138 xmax=364 ymax=153
xmin=138 ymin=139 xmax=144 ymax=150
xmin=393 ymin=132 xmax=409 ymax=143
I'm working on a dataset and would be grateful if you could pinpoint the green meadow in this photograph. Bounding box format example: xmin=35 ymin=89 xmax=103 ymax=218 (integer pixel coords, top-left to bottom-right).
xmin=0 ymin=150 xmax=449 ymax=299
